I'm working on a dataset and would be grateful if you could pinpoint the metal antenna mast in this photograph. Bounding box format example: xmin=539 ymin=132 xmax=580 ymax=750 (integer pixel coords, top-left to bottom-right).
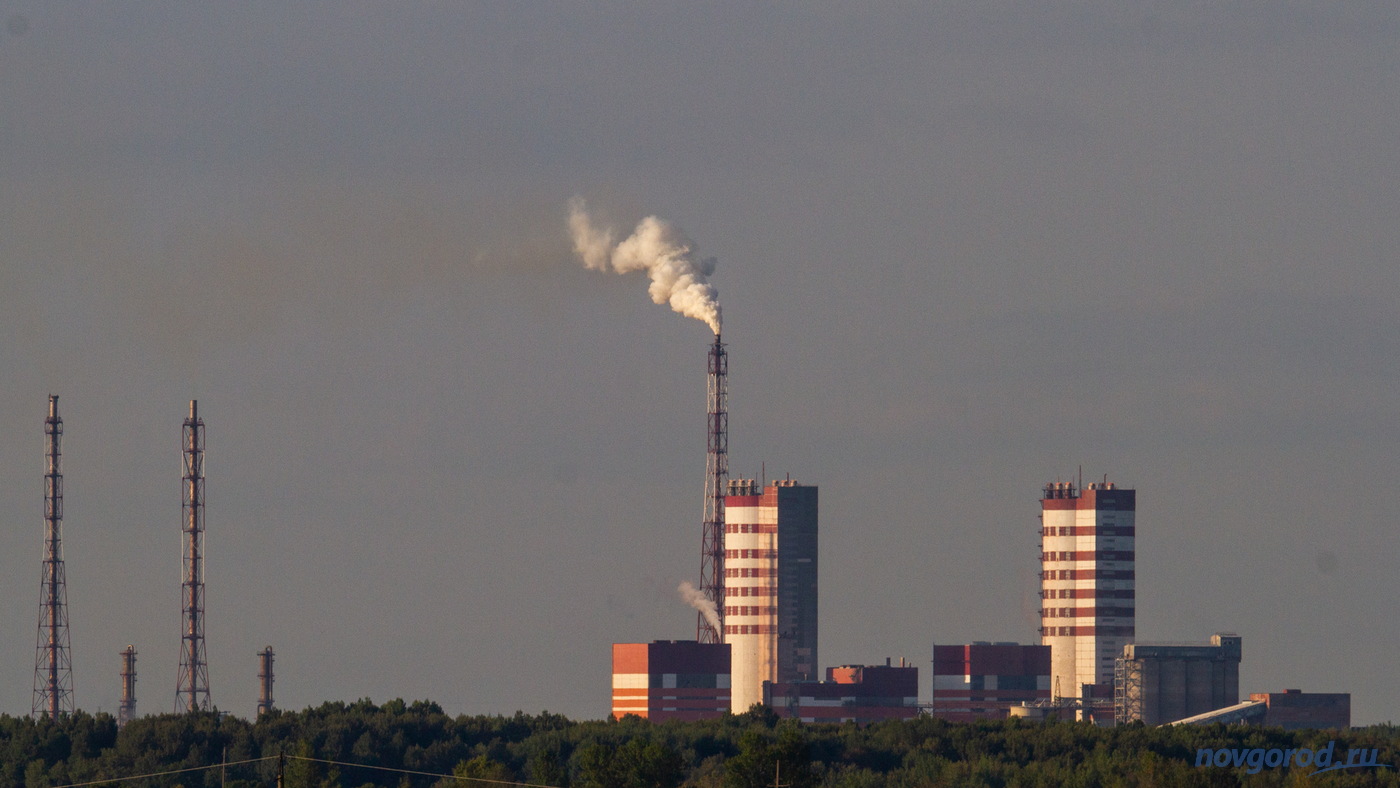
xmin=175 ymin=400 xmax=211 ymax=712
xmin=118 ymin=646 xmax=137 ymax=727
xmin=698 ymin=334 xmax=728 ymax=643
xmin=33 ymin=394 xmax=74 ymax=719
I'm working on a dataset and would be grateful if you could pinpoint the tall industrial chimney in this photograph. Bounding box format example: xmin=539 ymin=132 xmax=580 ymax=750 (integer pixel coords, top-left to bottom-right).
xmin=33 ymin=394 xmax=75 ymax=718
xmin=118 ymin=646 xmax=137 ymax=727
xmin=697 ymin=335 xmax=728 ymax=643
xmin=257 ymin=647 xmax=274 ymax=716
xmin=175 ymin=400 xmax=211 ymax=712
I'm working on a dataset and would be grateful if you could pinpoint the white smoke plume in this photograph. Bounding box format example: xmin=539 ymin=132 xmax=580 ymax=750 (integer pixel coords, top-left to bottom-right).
xmin=677 ymin=580 xmax=722 ymax=634
xmin=569 ymin=198 xmax=722 ymax=334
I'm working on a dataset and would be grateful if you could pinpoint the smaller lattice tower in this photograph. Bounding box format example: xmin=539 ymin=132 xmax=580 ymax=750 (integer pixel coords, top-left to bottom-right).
xmin=33 ymin=394 xmax=74 ymax=718
xmin=257 ymin=647 xmax=275 ymax=716
xmin=697 ymin=335 xmax=728 ymax=643
xmin=175 ymin=400 xmax=211 ymax=712
xmin=118 ymin=646 xmax=137 ymax=727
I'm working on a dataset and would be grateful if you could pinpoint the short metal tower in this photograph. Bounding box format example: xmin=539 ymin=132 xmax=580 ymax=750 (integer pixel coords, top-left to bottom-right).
xmin=175 ymin=400 xmax=211 ymax=712
xmin=257 ymin=647 xmax=275 ymax=716
xmin=698 ymin=335 xmax=728 ymax=643
xmin=118 ymin=646 xmax=137 ymax=727
xmin=33 ymin=394 xmax=74 ymax=719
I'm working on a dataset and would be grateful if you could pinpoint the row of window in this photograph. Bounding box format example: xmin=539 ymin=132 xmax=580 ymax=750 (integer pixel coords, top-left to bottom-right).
xmin=1039 ymin=550 xmax=1135 ymax=562
xmin=1040 ymin=607 xmax=1134 ymax=618
xmin=726 ymin=587 xmax=775 ymax=598
xmin=724 ymin=548 xmax=776 ymax=560
xmin=1039 ymin=569 xmax=1136 ymax=580
xmin=724 ymin=605 xmax=776 ymax=617
xmin=725 ymin=567 xmax=775 ymax=578
xmin=1038 ymin=625 xmax=1134 ymax=637
xmin=725 ymin=523 xmax=777 ymax=534
xmin=1040 ymin=588 xmax=1137 ymax=599
xmin=1039 ymin=526 xmax=1134 ymax=537
xmin=723 ymin=624 xmax=777 ymax=635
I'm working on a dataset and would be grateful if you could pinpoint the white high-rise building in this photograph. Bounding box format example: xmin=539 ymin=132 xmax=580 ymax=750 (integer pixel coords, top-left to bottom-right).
xmin=1039 ymin=479 xmax=1135 ymax=716
xmin=723 ymin=479 xmax=818 ymax=712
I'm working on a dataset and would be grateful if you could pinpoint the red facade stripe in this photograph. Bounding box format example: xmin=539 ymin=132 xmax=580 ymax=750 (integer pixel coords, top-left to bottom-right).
xmin=1041 ymin=625 xmax=1135 ymax=636
xmin=1038 ymin=551 xmax=1136 ymax=562
xmin=724 ymin=523 xmax=779 ymax=534
xmin=1039 ymin=606 xmax=1135 ymax=619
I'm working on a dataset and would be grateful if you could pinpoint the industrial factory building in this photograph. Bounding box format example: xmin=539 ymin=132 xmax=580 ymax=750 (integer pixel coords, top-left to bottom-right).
xmin=724 ymin=478 xmax=818 ymax=712
xmin=1113 ymin=633 xmax=1242 ymax=725
xmin=611 ymin=641 xmax=731 ymax=721
xmin=1247 ymin=689 xmax=1351 ymax=729
xmin=1168 ymin=688 xmax=1352 ymax=729
xmin=765 ymin=661 xmax=918 ymax=723
xmin=1039 ymin=479 xmax=1135 ymax=721
xmin=931 ymin=643 xmax=1051 ymax=721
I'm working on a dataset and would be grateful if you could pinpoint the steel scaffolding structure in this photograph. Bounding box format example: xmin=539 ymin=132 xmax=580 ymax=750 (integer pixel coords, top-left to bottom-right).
xmin=697 ymin=335 xmax=728 ymax=643
xmin=175 ymin=400 xmax=211 ymax=712
xmin=33 ymin=395 xmax=74 ymax=719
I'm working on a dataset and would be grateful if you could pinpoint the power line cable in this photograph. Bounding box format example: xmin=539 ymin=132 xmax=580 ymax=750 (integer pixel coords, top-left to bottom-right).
xmin=50 ymin=756 xmax=276 ymax=788
xmin=286 ymin=754 xmax=559 ymax=787
xmin=49 ymin=753 xmax=560 ymax=788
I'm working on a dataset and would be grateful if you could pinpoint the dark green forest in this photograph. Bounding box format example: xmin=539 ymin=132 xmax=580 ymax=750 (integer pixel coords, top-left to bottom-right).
xmin=3 ymin=701 xmax=1396 ymax=788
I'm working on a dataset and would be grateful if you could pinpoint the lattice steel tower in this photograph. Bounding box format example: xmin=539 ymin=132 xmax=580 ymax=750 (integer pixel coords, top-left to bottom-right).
xmin=33 ymin=394 xmax=74 ymax=719
xmin=257 ymin=647 xmax=275 ymax=716
xmin=118 ymin=646 xmax=137 ymax=727
xmin=698 ymin=335 xmax=728 ymax=643
xmin=175 ymin=400 xmax=211 ymax=712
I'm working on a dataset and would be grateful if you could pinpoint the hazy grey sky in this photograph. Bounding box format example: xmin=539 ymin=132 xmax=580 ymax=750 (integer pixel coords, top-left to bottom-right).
xmin=1 ymin=3 xmax=1397 ymax=724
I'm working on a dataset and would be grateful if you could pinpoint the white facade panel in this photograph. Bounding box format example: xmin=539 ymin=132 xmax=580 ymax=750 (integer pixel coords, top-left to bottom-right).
xmin=932 ymin=675 xmax=972 ymax=690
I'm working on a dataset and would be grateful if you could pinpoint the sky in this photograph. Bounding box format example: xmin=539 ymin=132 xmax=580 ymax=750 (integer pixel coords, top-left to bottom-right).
xmin=1 ymin=3 xmax=1397 ymax=725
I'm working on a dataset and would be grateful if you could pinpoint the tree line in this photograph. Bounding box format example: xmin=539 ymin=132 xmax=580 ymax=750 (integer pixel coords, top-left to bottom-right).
xmin=1 ymin=700 xmax=1395 ymax=787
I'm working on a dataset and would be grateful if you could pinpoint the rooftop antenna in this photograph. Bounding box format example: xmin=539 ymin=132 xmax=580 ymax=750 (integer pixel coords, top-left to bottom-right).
xmin=175 ymin=400 xmax=211 ymax=712
xmin=698 ymin=334 xmax=728 ymax=643
xmin=33 ymin=395 xmax=74 ymax=718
